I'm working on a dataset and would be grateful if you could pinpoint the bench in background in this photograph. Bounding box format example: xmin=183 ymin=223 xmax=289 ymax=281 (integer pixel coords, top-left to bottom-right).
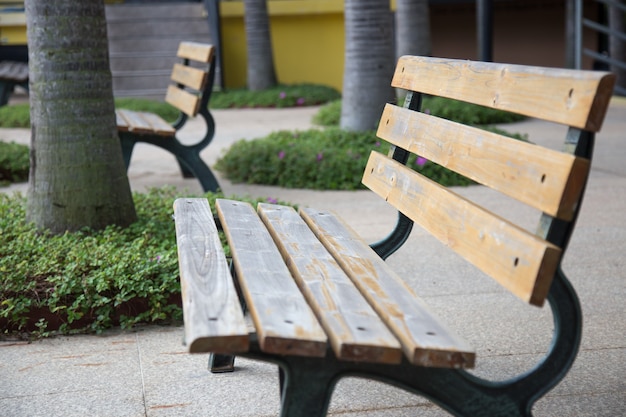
xmin=116 ymin=41 xmax=219 ymax=192
xmin=173 ymin=57 xmax=615 ymax=416
xmin=0 ymin=60 xmax=28 ymax=106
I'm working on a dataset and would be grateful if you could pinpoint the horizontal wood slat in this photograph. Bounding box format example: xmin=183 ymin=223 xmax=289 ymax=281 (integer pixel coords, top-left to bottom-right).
xmin=173 ymin=198 xmax=249 ymax=354
xmin=377 ymin=104 xmax=590 ymax=220
xmin=115 ymin=109 xmax=175 ymax=136
xmin=392 ymin=55 xmax=615 ymax=132
xmin=171 ymin=63 xmax=208 ymax=91
xmin=165 ymin=84 xmax=201 ymax=117
xmin=362 ymin=152 xmax=562 ymax=306
xmin=177 ymin=41 xmax=214 ymax=63
xmin=258 ymin=203 xmax=402 ymax=364
xmin=301 ymin=207 xmax=475 ymax=368
xmin=216 ymin=199 xmax=328 ymax=357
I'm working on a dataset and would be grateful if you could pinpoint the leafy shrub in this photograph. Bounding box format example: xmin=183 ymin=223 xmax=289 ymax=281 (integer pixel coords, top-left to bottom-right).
xmin=312 ymin=99 xmax=341 ymax=127
xmin=0 ymin=141 xmax=29 ymax=186
xmin=313 ymin=96 xmax=526 ymax=128
xmin=210 ymin=84 xmax=341 ymax=109
xmin=0 ymin=103 xmax=30 ymax=128
xmin=0 ymin=187 xmax=287 ymax=337
xmin=422 ymin=96 xmax=526 ymax=125
xmin=214 ymin=127 xmax=474 ymax=190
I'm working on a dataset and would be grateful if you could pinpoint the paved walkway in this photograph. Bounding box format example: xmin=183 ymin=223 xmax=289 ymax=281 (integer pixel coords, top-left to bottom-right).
xmin=1 ymin=96 xmax=625 ymax=416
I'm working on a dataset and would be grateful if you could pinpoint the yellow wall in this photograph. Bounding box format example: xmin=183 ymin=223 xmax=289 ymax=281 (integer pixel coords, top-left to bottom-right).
xmin=220 ymin=0 xmax=347 ymax=91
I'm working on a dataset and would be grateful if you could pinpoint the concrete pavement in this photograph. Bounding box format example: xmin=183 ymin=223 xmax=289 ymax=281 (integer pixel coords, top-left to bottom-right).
xmin=0 ymin=96 xmax=625 ymax=416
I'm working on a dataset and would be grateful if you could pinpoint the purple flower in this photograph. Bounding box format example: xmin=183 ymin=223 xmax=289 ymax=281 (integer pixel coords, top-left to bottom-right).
xmin=267 ymin=197 xmax=278 ymax=204
xmin=296 ymin=97 xmax=305 ymax=106
xmin=279 ymin=91 xmax=287 ymax=99
xmin=316 ymin=152 xmax=323 ymax=162
xmin=278 ymin=150 xmax=286 ymax=160
xmin=423 ymin=109 xmax=431 ymax=115
xmin=415 ymin=156 xmax=428 ymax=167
xmin=375 ymin=141 xmax=381 ymax=147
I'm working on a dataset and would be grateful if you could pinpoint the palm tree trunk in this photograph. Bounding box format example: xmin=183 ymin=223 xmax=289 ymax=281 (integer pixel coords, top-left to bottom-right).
xmin=341 ymin=0 xmax=395 ymax=131
xmin=395 ymin=0 xmax=431 ymax=59
xmin=243 ymin=0 xmax=277 ymax=91
xmin=25 ymin=0 xmax=136 ymax=234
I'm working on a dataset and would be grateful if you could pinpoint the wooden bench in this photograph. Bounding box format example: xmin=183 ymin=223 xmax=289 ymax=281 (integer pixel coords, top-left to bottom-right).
xmin=0 ymin=60 xmax=28 ymax=106
xmin=173 ymin=57 xmax=615 ymax=416
xmin=116 ymin=41 xmax=220 ymax=192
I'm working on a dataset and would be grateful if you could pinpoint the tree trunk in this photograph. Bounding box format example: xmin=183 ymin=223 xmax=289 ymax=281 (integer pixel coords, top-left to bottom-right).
xmin=341 ymin=0 xmax=395 ymax=131
xmin=25 ymin=0 xmax=137 ymax=234
xmin=395 ymin=0 xmax=431 ymax=60
xmin=243 ymin=0 xmax=277 ymax=91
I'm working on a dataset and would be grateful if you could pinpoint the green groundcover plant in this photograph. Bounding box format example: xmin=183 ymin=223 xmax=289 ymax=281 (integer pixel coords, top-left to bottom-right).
xmin=0 ymin=141 xmax=29 ymax=186
xmin=0 ymin=187 xmax=287 ymax=338
xmin=216 ymin=98 xmax=526 ymax=189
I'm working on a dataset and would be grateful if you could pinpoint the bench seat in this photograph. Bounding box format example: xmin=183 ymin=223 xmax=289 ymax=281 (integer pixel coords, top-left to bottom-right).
xmin=174 ymin=198 xmax=475 ymax=368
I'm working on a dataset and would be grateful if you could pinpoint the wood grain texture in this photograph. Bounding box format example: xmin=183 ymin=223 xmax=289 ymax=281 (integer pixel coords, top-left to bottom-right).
xmin=165 ymin=84 xmax=200 ymax=116
xmin=377 ymin=104 xmax=590 ymax=220
xmin=257 ymin=203 xmax=402 ymax=364
xmin=173 ymin=198 xmax=249 ymax=354
xmin=392 ymin=55 xmax=615 ymax=131
xmin=216 ymin=199 xmax=328 ymax=357
xmin=362 ymin=152 xmax=562 ymax=306
xmin=171 ymin=63 xmax=208 ymax=91
xmin=300 ymin=207 xmax=475 ymax=368
xmin=115 ymin=109 xmax=175 ymax=136
xmin=177 ymin=41 xmax=214 ymax=63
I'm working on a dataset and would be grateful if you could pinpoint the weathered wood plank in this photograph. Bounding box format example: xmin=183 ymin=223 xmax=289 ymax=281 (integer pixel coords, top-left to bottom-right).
xmin=0 ymin=61 xmax=28 ymax=81
xmin=136 ymin=112 xmax=176 ymax=136
xmin=362 ymin=151 xmax=562 ymax=307
xmin=392 ymin=55 xmax=615 ymax=132
xmin=177 ymin=42 xmax=214 ymax=63
xmin=258 ymin=203 xmax=402 ymax=364
xmin=171 ymin=63 xmax=208 ymax=91
xmin=377 ymin=104 xmax=590 ymax=220
xmin=216 ymin=199 xmax=328 ymax=357
xmin=173 ymin=198 xmax=249 ymax=354
xmin=165 ymin=84 xmax=200 ymax=117
xmin=300 ymin=207 xmax=475 ymax=368
xmin=115 ymin=109 xmax=152 ymax=134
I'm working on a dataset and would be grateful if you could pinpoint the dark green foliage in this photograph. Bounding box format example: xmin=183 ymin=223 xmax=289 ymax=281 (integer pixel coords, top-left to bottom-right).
xmin=0 ymin=103 xmax=30 ymax=128
xmin=214 ymin=127 xmax=475 ymax=190
xmin=114 ymin=98 xmax=180 ymax=123
xmin=210 ymin=84 xmax=341 ymax=109
xmin=422 ymin=96 xmax=526 ymax=125
xmin=0 ymin=187 xmax=285 ymax=337
xmin=312 ymin=99 xmax=341 ymax=127
xmin=0 ymin=141 xmax=29 ymax=186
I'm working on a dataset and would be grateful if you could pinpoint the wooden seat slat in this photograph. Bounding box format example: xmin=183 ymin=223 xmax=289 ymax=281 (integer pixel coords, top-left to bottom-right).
xmin=0 ymin=61 xmax=29 ymax=81
xmin=216 ymin=199 xmax=328 ymax=357
xmin=135 ymin=111 xmax=176 ymax=136
xmin=377 ymin=104 xmax=590 ymax=220
xmin=115 ymin=109 xmax=153 ymax=134
xmin=300 ymin=207 xmax=475 ymax=368
xmin=257 ymin=203 xmax=402 ymax=364
xmin=392 ymin=55 xmax=615 ymax=132
xmin=177 ymin=41 xmax=215 ymax=63
xmin=171 ymin=63 xmax=208 ymax=91
xmin=173 ymin=198 xmax=249 ymax=353
xmin=362 ymin=151 xmax=562 ymax=307
xmin=165 ymin=84 xmax=201 ymax=117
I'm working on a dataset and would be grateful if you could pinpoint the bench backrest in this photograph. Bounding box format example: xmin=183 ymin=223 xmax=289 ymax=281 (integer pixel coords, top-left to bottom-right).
xmin=165 ymin=41 xmax=215 ymax=117
xmin=364 ymin=56 xmax=615 ymax=307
